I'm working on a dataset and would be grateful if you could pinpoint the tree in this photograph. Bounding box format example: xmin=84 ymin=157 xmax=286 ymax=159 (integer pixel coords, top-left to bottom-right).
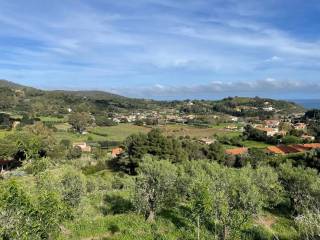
xmin=0 ymin=113 xmax=11 ymax=129
xmin=304 ymin=149 xmax=320 ymax=171
xmin=0 ymin=181 xmax=67 ymax=240
xmin=282 ymin=135 xmax=302 ymax=144
xmin=295 ymin=208 xmax=320 ymax=240
xmin=206 ymin=142 xmax=225 ymax=163
xmin=0 ymin=132 xmax=46 ymax=161
xmin=279 ymin=163 xmax=320 ymax=214
xmin=0 ymin=87 xmax=16 ymax=110
xmin=66 ymin=146 xmax=82 ymax=160
xmin=60 ymin=170 xmax=85 ymax=208
xmin=120 ymin=133 xmax=148 ymax=174
xmin=95 ymin=115 xmax=117 ymax=126
xmin=117 ymin=129 xmax=188 ymax=174
xmin=252 ymin=166 xmax=283 ymax=208
xmin=134 ymin=156 xmax=177 ymax=222
xmin=247 ymin=148 xmax=268 ymax=168
xmin=182 ymin=162 xmax=279 ymax=240
xmin=68 ymin=112 xmax=93 ymax=133
xmin=304 ymin=109 xmax=320 ymax=120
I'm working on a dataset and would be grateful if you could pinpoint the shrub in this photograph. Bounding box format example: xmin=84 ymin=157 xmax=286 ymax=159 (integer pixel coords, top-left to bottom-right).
xmin=67 ymin=146 xmax=82 ymax=159
xmin=108 ymin=223 xmax=120 ymax=234
xmin=102 ymin=194 xmax=133 ymax=215
xmin=61 ymin=170 xmax=85 ymax=208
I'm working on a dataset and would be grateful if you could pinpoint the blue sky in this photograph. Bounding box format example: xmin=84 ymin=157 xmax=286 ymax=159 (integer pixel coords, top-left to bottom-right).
xmin=0 ymin=0 xmax=320 ymax=99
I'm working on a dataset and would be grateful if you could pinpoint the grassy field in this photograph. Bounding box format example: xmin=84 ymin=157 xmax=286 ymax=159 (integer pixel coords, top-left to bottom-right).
xmin=53 ymin=123 xmax=243 ymax=143
xmin=241 ymin=140 xmax=272 ymax=149
xmin=53 ymin=131 xmax=107 ymax=142
xmin=54 ymin=123 xmax=72 ymax=131
xmin=40 ymin=116 xmax=66 ymax=123
xmin=89 ymin=124 xmax=150 ymax=141
xmin=0 ymin=130 xmax=8 ymax=139
xmin=159 ymin=124 xmax=242 ymax=139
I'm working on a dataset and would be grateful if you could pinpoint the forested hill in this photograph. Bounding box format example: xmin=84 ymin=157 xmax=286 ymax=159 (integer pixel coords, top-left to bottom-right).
xmin=0 ymin=79 xmax=305 ymax=116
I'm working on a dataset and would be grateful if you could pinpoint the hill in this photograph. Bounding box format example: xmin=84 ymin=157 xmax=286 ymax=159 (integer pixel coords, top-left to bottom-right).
xmin=0 ymin=79 xmax=35 ymax=90
xmin=212 ymin=96 xmax=305 ymax=116
xmin=0 ymin=80 xmax=305 ymax=116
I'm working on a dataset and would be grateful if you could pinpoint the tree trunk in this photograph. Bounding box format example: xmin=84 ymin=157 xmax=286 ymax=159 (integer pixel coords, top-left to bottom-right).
xmin=197 ymin=215 xmax=200 ymax=240
xmin=146 ymin=209 xmax=155 ymax=223
xmin=222 ymin=225 xmax=228 ymax=240
xmin=146 ymin=195 xmax=156 ymax=223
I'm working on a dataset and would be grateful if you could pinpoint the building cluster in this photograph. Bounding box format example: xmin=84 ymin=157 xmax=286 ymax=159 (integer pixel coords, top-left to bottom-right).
xmin=234 ymin=102 xmax=278 ymax=113
xmin=251 ymin=118 xmax=314 ymax=139
xmin=111 ymin=111 xmax=196 ymax=125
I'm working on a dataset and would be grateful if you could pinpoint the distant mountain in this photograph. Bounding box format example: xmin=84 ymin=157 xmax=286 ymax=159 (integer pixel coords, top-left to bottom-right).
xmin=0 ymin=79 xmax=127 ymax=100
xmin=50 ymin=90 xmax=128 ymax=100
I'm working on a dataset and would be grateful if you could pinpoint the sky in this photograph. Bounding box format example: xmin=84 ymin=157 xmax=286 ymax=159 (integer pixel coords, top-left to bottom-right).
xmin=0 ymin=0 xmax=320 ymax=99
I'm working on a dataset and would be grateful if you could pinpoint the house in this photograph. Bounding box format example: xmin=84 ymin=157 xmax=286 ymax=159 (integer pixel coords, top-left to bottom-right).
xmin=225 ymin=147 xmax=248 ymax=156
xmin=225 ymin=125 xmax=238 ymax=131
xmin=267 ymin=145 xmax=306 ymax=155
xmin=264 ymin=120 xmax=280 ymax=128
xmin=112 ymin=118 xmax=121 ymax=124
xmin=301 ymin=135 xmax=315 ymax=142
xmin=263 ymin=106 xmax=274 ymax=112
xmin=294 ymin=123 xmax=306 ymax=130
xmin=199 ymin=137 xmax=216 ymax=145
xmin=72 ymin=142 xmax=92 ymax=152
xmin=303 ymin=143 xmax=320 ymax=149
xmin=255 ymin=127 xmax=279 ymax=137
xmin=12 ymin=121 xmax=20 ymax=129
xmin=230 ymin=116 xmax=239 ymax=122
xmin=111 ymin=147 xmax=124 ymax=157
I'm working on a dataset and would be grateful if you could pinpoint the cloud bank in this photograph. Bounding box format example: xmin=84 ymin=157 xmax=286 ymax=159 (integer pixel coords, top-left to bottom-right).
xmin=0 ymin=0 xmax=319 ymax=98
xmin=113 ymin=79 xmax=320 ymax=99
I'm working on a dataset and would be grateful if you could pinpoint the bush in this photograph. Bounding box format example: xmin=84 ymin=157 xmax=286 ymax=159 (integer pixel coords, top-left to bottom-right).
xmin=108 ymin=223 xmax=120 ymax=234
xmin=67 ymin=146 xmax=82 ymax=159
xmin=242 ymin=226 xmax=273 ymax=240
xmin=60 ymin=139 xmax=71 ymax=148
xmin=81 ymin=160 xmax=107 ymax=175
xmin=102 ymin=194 xmax=133 ymax=215
xmin=282 ymin=135 xmax=302 ymax=145
xmin=61 ymin=170 xmax=85 ymax=208
xmin=24 ymin=157 xmax=52 ymax=175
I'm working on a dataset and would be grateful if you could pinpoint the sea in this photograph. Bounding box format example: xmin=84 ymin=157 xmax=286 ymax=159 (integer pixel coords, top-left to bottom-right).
xmin=290 ymin=99 xmax=320 ymax=109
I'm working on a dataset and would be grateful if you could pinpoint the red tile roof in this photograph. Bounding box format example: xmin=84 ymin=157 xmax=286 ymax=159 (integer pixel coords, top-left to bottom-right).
xmin=267 ymin=143 xmax=320 ymax=155
xmin=225 ymin=147 xmax=248 ymax=155
xmin=303 ymin=143 xmax=320 ymax=149
xmin=112 ymin=147 xmax=124 ymax=157
xmin=267 ymin=146 xmax=285 ymax=155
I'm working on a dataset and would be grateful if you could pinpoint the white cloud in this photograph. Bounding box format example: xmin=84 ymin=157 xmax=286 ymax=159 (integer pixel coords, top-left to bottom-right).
xmin=265 ymin=56 xmax=282 ymax=62
xmin=0 ymin=0 xmax=319 ymax=97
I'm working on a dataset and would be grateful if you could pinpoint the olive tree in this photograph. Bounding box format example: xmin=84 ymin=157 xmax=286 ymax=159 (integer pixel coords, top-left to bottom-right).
xmin=295 ymin=208 xmax=320 ymax=240
xmin=0 ymin=181 xmax=67 ymax=240
xmin=279 ymin=163 xmax=320 ymax=214
xmin=184 ymin=162 xmax=282 ymax=240
xmin=61 ymin=170 xmax=85 ymax=208
xmin=134 ymin=156 xmax=177 ymax=222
